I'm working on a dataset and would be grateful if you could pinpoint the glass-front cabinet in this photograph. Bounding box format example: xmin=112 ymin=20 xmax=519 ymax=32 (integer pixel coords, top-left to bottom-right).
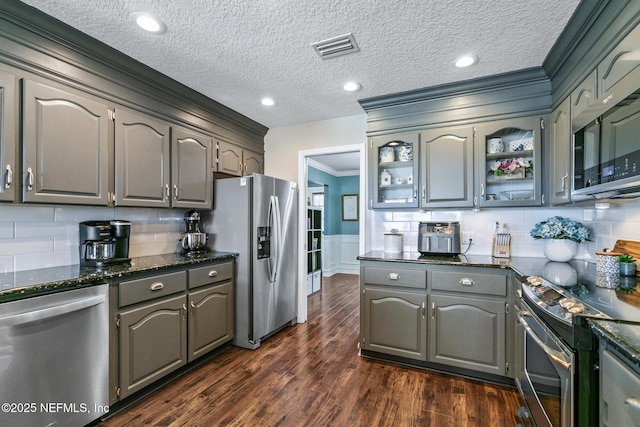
xmin=475 ymin=116 xmax=543 ymax=207
xmin=369 ymin=132 xmax=419 ymax=208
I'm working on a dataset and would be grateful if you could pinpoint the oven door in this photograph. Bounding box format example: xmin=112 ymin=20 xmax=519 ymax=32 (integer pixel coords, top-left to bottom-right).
xmin=517 ymin=301 xmax=574 ymax=427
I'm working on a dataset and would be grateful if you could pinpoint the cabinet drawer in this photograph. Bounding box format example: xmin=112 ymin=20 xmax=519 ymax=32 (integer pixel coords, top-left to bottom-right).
xmin=188 ymin=262 xmax=233 ymax=289
xmin=431 ymin=270 xmax=506 ymax=296
xmin=363 ymin=266 xmax=426 ymax=289
xmin=119 ymin=271 xmax=187 ymax=307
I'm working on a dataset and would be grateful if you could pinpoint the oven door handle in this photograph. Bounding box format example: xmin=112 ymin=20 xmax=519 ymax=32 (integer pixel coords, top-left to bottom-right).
xmin=518 ymin=311 xmax=572 ymax=370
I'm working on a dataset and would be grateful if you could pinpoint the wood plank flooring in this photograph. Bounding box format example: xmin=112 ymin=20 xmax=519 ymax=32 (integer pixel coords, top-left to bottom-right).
xmin=99 ymin=273 xmax=523 ymax=426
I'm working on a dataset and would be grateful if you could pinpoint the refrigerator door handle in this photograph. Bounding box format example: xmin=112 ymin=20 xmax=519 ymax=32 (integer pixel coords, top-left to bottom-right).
xmin=272 ymin=195 xmax=282 ymax=282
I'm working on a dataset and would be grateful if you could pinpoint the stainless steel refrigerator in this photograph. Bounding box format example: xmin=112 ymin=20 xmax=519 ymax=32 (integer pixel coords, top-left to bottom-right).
xmin=204 ymin=174 xmax=297 ymax=349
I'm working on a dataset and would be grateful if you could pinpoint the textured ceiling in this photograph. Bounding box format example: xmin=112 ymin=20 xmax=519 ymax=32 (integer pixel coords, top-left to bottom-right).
xmin=19 ymin=0 xmax=580 ymax=129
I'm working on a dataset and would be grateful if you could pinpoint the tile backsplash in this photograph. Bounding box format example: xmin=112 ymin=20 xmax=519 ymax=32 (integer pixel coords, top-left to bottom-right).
xmin=369 ymin=199 xmax=640 ymax=262
xmin=0 ymin=205 xmax=188 ymax=272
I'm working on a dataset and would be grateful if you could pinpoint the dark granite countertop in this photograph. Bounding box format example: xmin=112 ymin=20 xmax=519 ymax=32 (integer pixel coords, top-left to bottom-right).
xmin=590 ymin=319 xmax=640 ymax=371
xmin=0 ymin=251 xmax=237 ymax=303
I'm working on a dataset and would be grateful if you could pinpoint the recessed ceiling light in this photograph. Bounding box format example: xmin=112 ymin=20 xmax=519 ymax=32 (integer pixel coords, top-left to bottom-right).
xmin=343 ymin=82 xmax=361 ymax=92
xmin=132 ymin=12 xmax=166 ymax=34
xmin=455 ymin=55 xmax=478 ymax=68
xmin=261 ymin=98 xmax=275 ymax=106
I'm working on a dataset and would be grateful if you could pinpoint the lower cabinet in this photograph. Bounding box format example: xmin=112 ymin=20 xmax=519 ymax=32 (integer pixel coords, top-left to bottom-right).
xmin=429 ymin=294 xmax=506 ymax=376
xmin=600 ymin=346 xmax=640 ymax=427
xmin=361 ymin=287 xmax=427 ymax=361
xmin=359 ymin=261 xmax=513 ymax=380
xmin=111 ymin=260 xmax=235 ymax=403
xmin=119 ymin=294 xmax=187 ymax=399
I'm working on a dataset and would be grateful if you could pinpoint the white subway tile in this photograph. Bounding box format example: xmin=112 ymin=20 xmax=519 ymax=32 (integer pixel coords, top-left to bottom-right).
xmin=15 ymin=251 xmax=74 ymax=271
xmin=0 ymin=223 xmax=14 ymax=238
xmin=16 ymin=222 xmax=77 ymax=238
xmin=0 ymin=238 xmax=54 ymax=256
xmin=54 ymin=206 xmax=115 ymax=222
xmin=0 ymin=205 xmax=54 ymax=222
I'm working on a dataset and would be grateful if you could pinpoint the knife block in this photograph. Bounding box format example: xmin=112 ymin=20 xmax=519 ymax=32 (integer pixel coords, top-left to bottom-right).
xmin=492 ymin=233 xmax=511 ymax=258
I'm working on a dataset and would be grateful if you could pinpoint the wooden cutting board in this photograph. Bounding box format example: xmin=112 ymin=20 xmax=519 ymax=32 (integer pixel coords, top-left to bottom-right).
xmin=612 ymin=239 xmax=640 ymax=277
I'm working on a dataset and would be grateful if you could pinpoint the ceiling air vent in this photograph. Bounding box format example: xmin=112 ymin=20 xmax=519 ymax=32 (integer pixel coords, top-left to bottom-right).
xmin=311 ymin=33 xmax=360 ymax=59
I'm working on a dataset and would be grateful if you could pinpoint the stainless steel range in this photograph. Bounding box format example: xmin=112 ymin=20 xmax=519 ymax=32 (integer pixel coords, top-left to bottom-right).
xmin=516 ymin=262 xmax=640 ymax=427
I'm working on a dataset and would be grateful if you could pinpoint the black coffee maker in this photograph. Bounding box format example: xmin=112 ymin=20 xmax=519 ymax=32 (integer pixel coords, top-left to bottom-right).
xmin=79 ymin=220 xmax=132 ymax=267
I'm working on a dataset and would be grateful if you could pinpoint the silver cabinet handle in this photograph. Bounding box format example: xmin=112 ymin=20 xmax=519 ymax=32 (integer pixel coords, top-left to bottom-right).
xmin=422 ymin=302 xmax=426 ymax=318
xmin=431 ymin=302 xmax=435 ymax=319
xmin=387 ymin=273 xmax=400 ymax=280
xmin=182 ymin=303 xmax=187 ymax=320
xmin=190 ymin=300 xmax=196 ymax=317
xmin=625 ymin=397 xmax=640 ymax=410
xmin=5 ymin=165 xmax=12 ymax=189
xmin=173 ymin=184 xmax=178 ymax=200
xmin=422 ymin=187 xmax=426 ymax=201
xmin=26 ymin=167 xmax=34 ymax=191
xmin=460 ymin=278 xmax=474 ymax=286
xmin=413 ymin=186 xmax=417 ymax=200
xmin=208 ymin=270 xmax=218 ymax=277
xmin=561 ymin=173 xmax=569 ymax=192
xmin=481 ymin=183 xmax=485 ymax=198
xmin=165 ymin=184 xmax=170 ymax=200
xmin=149 ymin=282 xmax=164 ymax=291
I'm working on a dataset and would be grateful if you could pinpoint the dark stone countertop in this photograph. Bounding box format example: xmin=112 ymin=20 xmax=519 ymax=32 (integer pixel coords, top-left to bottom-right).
xmin=590 ymin=319 xmax=640 ymax=371
xmin=0 ymin=251 xmax=237 ymax=303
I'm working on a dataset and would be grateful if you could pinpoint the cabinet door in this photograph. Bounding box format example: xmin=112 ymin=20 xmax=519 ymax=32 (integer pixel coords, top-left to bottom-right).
xmin=598 ymin=24 xmax=640 ymax=99
xmin=361 ymin=286 xmax=427 ymax=361
xmin=369 ymin=132 xmax=419 ymax=208
xmin=188 ymin=282 xmax=234 ymax=361
xmin=119 ymin=294 xmax=187 ymax=399
xmin=420 ymin=126 xmax=474 ymax=208
xmin=600 ymin=348 xmax=640 ymax=427
xmin=243 ymin=149 xmax=263 ymax=175
xmin=115 ymin=108 xmax=171 ymax=207
xmin=550 ymin=98 xmax=572 ymax=205
xmin=0 ymin=69 xmax=17 ymax=202
xmin=476 ymin=116 xmax=543 ymax=207
xmin=171 ymin=126 xmax=212 ymax=209
xmin=571 ymin=71 xmax=596 ymax=120
xmin=429 ymin=294 xmax=505 ymax=375
xmin=217 ymin=139 xmax=243 ymax=176
xmin=22 ymin=80 xmax=110 ymax=205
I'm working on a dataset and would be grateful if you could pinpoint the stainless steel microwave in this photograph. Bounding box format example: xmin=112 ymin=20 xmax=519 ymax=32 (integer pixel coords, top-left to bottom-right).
xmin=572 ymin=90 xmax=640 ymax=200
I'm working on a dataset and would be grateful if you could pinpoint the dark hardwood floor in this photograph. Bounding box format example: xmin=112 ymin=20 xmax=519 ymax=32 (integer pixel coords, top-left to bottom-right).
xmin=100 ymin=273 xmax=522 ymax=426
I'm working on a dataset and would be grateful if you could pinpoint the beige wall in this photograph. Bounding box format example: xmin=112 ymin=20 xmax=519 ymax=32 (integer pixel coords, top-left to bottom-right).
xmin=264 ymin=114 xmax=367 ymax=182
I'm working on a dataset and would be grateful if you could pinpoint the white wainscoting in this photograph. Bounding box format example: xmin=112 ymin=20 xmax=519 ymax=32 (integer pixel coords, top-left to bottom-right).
xmin=321 ymin=234 xmax=360 ymax=276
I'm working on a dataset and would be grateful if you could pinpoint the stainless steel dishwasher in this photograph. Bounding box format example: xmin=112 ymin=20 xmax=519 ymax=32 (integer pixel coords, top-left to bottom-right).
xmin=0 ymin=283 xmax=109 ymax=427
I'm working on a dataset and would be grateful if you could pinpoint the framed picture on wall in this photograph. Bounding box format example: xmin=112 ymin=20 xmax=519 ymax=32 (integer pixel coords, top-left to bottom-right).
xmin=342 ymin=194 xmax=358 ymax=221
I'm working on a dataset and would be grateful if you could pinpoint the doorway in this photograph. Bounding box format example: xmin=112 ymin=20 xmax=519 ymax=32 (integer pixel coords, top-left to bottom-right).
xmin=296 ymin=144 xmax=366 ymax=323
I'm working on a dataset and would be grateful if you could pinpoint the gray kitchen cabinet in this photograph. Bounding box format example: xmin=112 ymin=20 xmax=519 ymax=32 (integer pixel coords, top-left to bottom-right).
xmin=22 ymin=79 xmax=111 ymax=205
xmin=600 ymin=346 xmax=640 ymax=427
xmin=361 ymin=286 xmax=427 ymax=361
xmin=187 ymin=262 xmax=235 ymax=361
xmin=0 ymin=68 xmax=17 ymax=202
xmin=475 ymin=115 xmax=544 ymax=207
xmin=171 ymin=126 xmax=213 ymax=209
xmin=243 ymin=148 xmax=264 ymax=175
xmin=419 ymin=126 xmax=474 ymax=208
xmin=216 ymin=139 xmax=263 ymax=176
xmin=118 ymin=293 xmax=187 ymax=400
xmin=360 ymin=264 xmax=427 ymax=360
xmin=571 ymin=70 xmax=596 ymax=120
xmin=369 ymin=132 xmax=419 ymax=208
xmin=550 ymin=98 xmax=572 ymax=205
xmin=597 ymin=23 xmax=640 ymax=99
xmin=114 ymin=108 xmax=171 ymax=207
xmin=429 ymin=294 xmax=506 ymax=376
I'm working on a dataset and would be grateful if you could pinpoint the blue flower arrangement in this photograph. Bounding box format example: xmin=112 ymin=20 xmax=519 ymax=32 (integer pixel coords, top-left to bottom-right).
xmin=530 ymin=216 xmax=590 ymax=243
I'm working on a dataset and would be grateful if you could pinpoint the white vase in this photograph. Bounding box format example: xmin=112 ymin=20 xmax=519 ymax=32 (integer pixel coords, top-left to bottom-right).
xmin=543 ymin=239 xmax=578 ymax=262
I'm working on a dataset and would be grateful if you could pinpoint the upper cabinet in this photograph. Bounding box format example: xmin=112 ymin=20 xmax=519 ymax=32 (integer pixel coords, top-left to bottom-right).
xmin=171 ymin=126 xmax=213 ymax=209
xmin=216 ymin=139 xmax=263 ymax=176
xmin=22 ymin=79 xmax=110 ymax=205
xmin=115 ymin=108 xmax=171 ymax=208
xmin=420 ymin=126 xmax=474 ymax=208
xmin=369 ymin=132 xmax=419 ymax=208
xmin=550 ymin=98 xmax=572 ymax=205
xmin=0 ymin=69 xmax=17 ymax=202
xmin=597 ymin=24 xmax=640 ymax=99
xmin=475 ymin=116 xmax=543 ymax=207
xmin=571 ymin=71 xmax=596 ymax=120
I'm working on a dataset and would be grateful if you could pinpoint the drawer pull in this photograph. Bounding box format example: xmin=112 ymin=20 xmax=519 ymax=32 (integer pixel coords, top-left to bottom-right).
xmin=626 ymin=397 xmax=640 ymax=410
xmin=460 ymin=278 xmax=474 ymax=286
xmin=388 ymin=273 xmax=400 ymax=280
xmin=149 ymin=282 xmax=164 ymax=291
xmin=208 ymin=270 xmax=218 ymax=278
